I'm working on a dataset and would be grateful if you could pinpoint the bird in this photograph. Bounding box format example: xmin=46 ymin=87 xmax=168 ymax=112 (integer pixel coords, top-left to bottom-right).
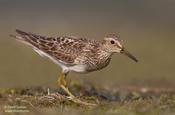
xmin=11 ymin=29 xmax=138 ymax=105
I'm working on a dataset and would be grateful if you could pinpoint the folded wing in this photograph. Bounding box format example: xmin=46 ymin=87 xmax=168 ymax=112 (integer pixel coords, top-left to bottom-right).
xmin=12 ymin=29 xmax=87 ymax=65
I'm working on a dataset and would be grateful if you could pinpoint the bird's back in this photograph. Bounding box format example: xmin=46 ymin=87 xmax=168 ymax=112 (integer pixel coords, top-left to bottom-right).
xmin=13 ymin=30 xmax=100 ymax=67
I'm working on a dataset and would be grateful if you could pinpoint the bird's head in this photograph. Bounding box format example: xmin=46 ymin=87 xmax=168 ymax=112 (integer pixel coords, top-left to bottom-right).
xmin=102 ymin=34 xmax=138 ymax=62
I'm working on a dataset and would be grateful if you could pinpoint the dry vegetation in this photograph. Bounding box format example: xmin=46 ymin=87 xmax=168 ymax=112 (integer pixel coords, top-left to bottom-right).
xmin=0 ymin=82 xmax=175 ymax=115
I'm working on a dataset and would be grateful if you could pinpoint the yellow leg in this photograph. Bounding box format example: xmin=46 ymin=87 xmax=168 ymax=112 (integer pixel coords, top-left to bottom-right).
xmin=57 ymin=72 xmax=97 ymax=106
xmin=58 ymin=73 xmax=75 ymax=98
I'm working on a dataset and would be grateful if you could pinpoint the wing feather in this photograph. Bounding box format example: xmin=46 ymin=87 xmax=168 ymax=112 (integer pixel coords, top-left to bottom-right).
xmin=12 ymin=29 xmax=88 ymax=65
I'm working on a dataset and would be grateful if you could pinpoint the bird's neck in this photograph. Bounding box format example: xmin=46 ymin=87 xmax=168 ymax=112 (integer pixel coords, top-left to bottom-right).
xmin=98 ymin=49 xmax=113 ymax=62
xmin=92 ymin=49 xmax=112 ymax=71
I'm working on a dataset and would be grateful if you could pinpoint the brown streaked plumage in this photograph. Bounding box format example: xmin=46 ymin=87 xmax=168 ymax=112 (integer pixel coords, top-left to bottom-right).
xmin=11 ymin=29 xmax=138 ymax=105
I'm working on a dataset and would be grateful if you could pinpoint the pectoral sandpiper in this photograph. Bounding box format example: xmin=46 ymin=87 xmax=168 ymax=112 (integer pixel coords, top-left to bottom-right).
xmin=11 ymin=29 xmax=138 ymax=105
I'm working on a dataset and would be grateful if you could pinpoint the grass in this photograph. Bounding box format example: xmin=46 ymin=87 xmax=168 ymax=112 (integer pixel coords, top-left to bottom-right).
xmin=0 ymin=82 xmax=175 ymax=115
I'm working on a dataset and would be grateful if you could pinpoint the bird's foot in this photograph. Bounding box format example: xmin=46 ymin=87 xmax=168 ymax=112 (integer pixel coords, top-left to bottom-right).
xmin=66 ymin=96 xmax=97 ymax=106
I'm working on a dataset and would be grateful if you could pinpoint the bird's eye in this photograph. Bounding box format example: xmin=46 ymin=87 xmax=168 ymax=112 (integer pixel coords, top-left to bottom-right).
xmin=110 ymin=40 xmax=115 ymax=44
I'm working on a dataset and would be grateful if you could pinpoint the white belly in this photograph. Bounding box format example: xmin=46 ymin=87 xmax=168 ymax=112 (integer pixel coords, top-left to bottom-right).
xmin=68 ymin=64 xmax=87 ymax=73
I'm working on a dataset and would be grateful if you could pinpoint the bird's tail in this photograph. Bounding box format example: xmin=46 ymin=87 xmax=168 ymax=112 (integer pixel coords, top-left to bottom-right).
xmin=10 ymin=29 xmax=33 ymax=46
xmin=10 ymin=29 xmax=29 ymax=40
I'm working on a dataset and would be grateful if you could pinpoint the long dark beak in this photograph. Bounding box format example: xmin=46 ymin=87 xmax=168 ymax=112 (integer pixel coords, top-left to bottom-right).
xmin=120 ymin=48 xmax=138 ymax=62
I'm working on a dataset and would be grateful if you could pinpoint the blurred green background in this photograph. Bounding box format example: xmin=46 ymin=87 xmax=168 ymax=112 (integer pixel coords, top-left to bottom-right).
xmin=0 ymin=0 xmax=175 ymax=88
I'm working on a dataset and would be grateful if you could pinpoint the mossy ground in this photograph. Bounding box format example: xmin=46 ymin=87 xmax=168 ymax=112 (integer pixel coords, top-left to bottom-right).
xmin=0 ymin=82 xmax=175 ymax=115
